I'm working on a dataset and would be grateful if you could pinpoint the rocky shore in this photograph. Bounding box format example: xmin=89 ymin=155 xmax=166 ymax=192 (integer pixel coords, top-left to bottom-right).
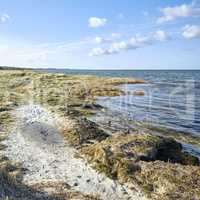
xmin=0 ymin=69 xmax=200 ymax=200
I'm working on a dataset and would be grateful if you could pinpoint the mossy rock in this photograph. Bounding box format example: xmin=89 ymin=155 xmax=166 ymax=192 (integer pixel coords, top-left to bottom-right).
xmin=82 ymin=133 xmax=200 ymax=199
xmin=156 ymin=138 xmax=199 ymax=166
xmin=60 ymin=117 xmax=109 ymax=147
xmin=82 ymin=132 xmax=199 ymax=184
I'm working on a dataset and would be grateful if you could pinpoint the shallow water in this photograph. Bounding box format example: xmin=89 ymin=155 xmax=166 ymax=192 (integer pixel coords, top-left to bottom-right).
xmin=40 ymin=69 xmax=200 ymax=137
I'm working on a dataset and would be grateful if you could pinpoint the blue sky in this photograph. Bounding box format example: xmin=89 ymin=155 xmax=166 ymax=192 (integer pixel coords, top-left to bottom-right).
xmin=0 ymin=0 xmax=200 ymax=69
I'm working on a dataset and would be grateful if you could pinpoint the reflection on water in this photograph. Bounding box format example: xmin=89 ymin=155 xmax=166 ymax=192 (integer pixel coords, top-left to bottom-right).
xmin=97 ymin=79 xmax=200 ymax=136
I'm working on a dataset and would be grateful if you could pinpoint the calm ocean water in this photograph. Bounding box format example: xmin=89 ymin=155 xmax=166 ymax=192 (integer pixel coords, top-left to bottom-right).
xmin=39 ymin=69 xmax=200 ymax=136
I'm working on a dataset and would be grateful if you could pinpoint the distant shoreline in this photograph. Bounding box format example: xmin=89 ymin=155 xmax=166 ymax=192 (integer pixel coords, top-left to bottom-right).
xmin=1 ymin=66 xmax=200 ymax=71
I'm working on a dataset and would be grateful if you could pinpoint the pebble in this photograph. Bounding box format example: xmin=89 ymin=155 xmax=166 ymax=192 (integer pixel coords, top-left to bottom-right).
xmin=73 ymin=182 xmax=78 ymax=186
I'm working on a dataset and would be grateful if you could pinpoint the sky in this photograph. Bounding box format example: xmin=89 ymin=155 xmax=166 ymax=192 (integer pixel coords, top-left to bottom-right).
xmin=0 ymin=0 xmax=200 ymax=69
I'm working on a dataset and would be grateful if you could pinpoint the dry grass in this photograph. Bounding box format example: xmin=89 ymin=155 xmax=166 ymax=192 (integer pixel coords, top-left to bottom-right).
xmin=0 ymin=70 xmax=146 ymax=111
xmin=135 ymin=161 xmax=200 ymax=200
xmin=81 ymin=133 xmax=200 ymax=199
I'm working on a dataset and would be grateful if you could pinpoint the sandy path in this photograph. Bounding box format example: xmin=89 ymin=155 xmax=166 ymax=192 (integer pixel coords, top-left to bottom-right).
xmin=2 ymin=104 xmax=146 ymax=200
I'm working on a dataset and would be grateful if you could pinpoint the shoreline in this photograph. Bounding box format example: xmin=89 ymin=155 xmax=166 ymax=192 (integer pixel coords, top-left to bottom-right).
xmin=89 ymin=108 xmax=200 ymax=160
xmin=0 ymin=69 xmax=200 ymax=200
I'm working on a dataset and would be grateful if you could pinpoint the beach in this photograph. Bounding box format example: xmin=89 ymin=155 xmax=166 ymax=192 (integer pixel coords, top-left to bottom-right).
xmin=0 ymin=69 xmax=200 ymax=200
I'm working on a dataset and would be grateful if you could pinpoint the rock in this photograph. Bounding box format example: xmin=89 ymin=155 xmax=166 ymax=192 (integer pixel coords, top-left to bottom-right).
xmin=156 ymin=137 xmax=199 ymax=166
xmin=82 ymin=103 xmax=103 ymax=110
xmin=73 ymin=182 xmax=78 ymax=186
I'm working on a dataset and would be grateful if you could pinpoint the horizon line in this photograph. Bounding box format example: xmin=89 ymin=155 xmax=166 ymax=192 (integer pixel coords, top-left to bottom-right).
xmin=1 ymin=66 xmax=200 ymax=71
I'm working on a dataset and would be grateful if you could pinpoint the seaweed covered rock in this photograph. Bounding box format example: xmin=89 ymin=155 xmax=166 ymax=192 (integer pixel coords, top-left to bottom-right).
xmin=82 ymin=133 xmax=199 ymax=168
xmin=60 ymin=117 xmax=109 ymax=147
xmin=81 ymin=132 xmax=200 ymax=199
xmin=155 ymin=137 xmax=199 ymax=166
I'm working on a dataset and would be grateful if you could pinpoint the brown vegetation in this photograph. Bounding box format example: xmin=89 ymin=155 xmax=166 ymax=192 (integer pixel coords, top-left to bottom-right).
xmin=81 ymin=133 xmax=200 ymax=200
xmin=60 ymin=116 xmax=109 ymax=147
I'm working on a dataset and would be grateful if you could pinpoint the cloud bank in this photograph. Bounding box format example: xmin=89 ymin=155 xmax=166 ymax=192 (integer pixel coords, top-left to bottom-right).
xmin=90 ymin=30 xmax=170 ymax=56
xmin=157 ymin=2 xmax=200 ymax=23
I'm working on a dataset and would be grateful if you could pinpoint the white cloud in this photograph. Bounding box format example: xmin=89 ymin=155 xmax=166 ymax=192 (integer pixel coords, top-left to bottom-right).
xmin=93 ymin=36 xmax=111 ymax=44
xmin=93 ymin=34 xmax=122 ymax=44
xmin=94 ymin=37 xmax=103 ymax=44
xmin=157 ymin=2 xmax=200 ymax=23
xmin=130 ymin=36 xmax=152 ymax=46
xmin=154 ymin=30 xmax=171 ymax=41
xmin=0 ymin=14 xmax=10 ymax=23
xmin=89 ymin=47 xmax=107 ymax=56
xmin=182 ymin=25 xmax=200 ymax=39
xmin=90 ymin=30 xmax=170 ymax=56
xmin=88 ymin=17 xmax=107 ymax=28
xmin=89 ymin=39 xmax=142 ymax=57
xmin=89 ymin=41 xmax=130 ymax=56
xmin=109 ymin=41 xmax=129 ymax=53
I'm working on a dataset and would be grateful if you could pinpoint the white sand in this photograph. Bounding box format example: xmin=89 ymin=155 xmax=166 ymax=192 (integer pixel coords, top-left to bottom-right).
xmin=2 ymin=104 xmax=147 ymax=200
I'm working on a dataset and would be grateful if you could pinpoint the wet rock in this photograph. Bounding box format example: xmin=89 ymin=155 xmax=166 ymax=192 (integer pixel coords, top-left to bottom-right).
xmin=82 ymin=103 xmax=103 ymax=110
xmin=155 ymin=138 xmax=199 ymax=166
